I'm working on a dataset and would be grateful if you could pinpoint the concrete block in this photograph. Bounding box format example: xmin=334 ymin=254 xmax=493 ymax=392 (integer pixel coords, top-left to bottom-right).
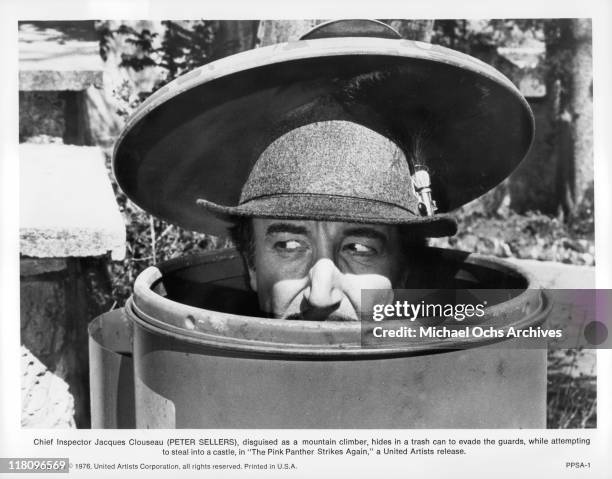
xmin=19 ymin=144 xmax=125 ymax=260
xmin=19 ymin=21 xmax=103 ymax=92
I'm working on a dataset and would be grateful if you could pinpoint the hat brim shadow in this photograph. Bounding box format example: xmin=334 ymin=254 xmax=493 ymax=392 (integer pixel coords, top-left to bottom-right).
xmin=197 ymin=195 xmax=458 ymax=238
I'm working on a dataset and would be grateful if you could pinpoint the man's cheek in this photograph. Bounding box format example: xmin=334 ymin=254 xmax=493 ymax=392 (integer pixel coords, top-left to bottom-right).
xmin=267 ymin=278 xmax=310 ymax=317
xmin=254 ymin=274 xmax=309 ymax=318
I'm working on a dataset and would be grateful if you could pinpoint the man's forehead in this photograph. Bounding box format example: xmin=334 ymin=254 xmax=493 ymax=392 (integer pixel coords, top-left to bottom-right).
xmin=253 ymin=218 xmax=396 ymax=237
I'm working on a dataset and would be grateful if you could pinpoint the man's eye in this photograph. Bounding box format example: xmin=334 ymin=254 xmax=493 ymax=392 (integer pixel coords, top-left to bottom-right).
xmin=274 ymin=240 xmax=304 ymax=251
xmin=343 ymin=242 xmax=377 ymax=255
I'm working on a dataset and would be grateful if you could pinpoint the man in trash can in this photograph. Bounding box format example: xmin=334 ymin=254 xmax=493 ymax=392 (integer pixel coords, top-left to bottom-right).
xmin=113 ymin=19 xmax=534 ymax=322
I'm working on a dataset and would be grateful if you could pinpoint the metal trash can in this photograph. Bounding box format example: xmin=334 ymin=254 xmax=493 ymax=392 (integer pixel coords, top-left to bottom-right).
xmin=89 ymin=247 xmax=549 ymax=428
xmin=88 ymin=309 xmax=135 ymax=428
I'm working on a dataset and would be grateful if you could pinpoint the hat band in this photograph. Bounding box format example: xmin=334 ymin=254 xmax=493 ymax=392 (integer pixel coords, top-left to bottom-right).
xmin=239 ymin=192 xmax=420 ymax=217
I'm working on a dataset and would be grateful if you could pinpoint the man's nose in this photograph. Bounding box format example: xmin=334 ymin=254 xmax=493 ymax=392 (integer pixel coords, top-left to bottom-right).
xmin=303 ymin=258 xmax=343 ymax=309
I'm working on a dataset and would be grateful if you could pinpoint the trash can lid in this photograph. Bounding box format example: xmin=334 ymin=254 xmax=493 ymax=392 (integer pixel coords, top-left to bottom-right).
xmin=114 ymin=20 xmax=534 ymax=236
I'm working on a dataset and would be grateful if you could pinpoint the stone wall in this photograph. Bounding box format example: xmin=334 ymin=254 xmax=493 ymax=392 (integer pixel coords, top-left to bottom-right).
xmin=19 ymin=21 xmax=125 ymax=428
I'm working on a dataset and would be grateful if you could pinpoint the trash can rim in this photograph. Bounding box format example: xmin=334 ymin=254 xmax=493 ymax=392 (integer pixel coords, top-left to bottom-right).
xmin=126 ymin=249 xmax=549 ymax=358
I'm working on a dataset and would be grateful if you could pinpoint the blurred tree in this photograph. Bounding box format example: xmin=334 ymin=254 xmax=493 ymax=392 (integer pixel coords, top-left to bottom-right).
xmin=384 ymin=20 xmax=434 ymax=41
xmin=430 ymin=19 xmax=593 ymax=223
xmin=109 ymin=20 xmax=216 ymax=91
xmin=102 ymin=20 xmax=260 ymax=92
xmin=257 ymin=20 xmax=323 ymax=45
xmin=544 ymin=19 xmax=593 ymax=221
xmin=99 ymin=20 xmax=260 ymax=304
xmin=213 ymin=20 xmax=260 ymax=57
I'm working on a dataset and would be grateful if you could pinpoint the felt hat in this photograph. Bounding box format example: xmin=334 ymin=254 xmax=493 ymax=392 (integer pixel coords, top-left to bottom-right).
xmin=113 ymin=20 xmax=534 ymax=237
xmin=196 ymin=120 xmax=457 ymax=237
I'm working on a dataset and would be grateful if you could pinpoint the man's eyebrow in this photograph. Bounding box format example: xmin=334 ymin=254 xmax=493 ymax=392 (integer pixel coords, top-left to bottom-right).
xmin=342 ymin=227 xmax=388 ymax=242
xmin=266 ymin=223 xmax=309 ymax=236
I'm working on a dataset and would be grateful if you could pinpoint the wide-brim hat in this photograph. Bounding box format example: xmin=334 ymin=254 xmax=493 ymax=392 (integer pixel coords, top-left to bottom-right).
xmin=114 ymin=20 xmax=534 ymax=237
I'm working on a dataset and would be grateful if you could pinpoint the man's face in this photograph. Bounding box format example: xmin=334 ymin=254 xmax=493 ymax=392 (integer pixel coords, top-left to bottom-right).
xmin=247 ymin=219 xmax=408 ymax=321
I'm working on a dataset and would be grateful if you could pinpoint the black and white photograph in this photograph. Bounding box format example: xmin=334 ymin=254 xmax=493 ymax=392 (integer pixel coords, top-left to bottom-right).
xmin=2 ymin=2 xmax=611 ymax=477
xmin=16 ymin=16 xmax=597 ymax=429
